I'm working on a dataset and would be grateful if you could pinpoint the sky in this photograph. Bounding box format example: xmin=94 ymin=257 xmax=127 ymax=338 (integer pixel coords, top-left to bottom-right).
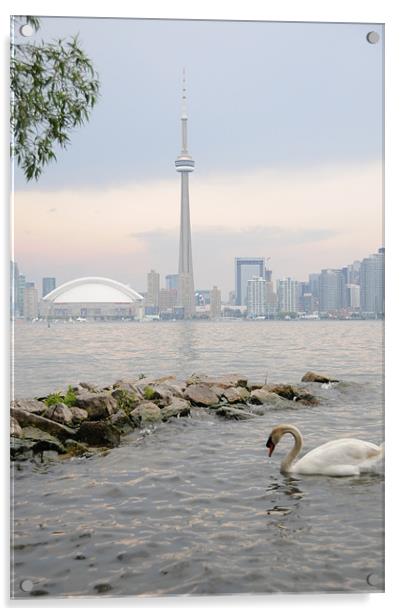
xmin=12 ymin=17 xmax=384 ymax=297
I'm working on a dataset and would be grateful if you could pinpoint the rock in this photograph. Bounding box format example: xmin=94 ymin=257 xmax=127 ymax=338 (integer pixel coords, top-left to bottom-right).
xmin=110 ymin=409 xmax=135 ymax=433
xmin=186 ymin=375 xmax=238 ymax=390
xmin=221 ymin=387 xmax=244 ymax=404
xmin=10 ymin=437 xmax=34 ymax=461
xmin=249 ymin=389 xmax=283 ymax=405
xmin=265 ymin=384 xmax=319 ymax=406
xmin=209 ymin=385 xmax=227 ymax=399
xmin=111 ymin=388 xmax=140 ymax=411
xmin=247 ymin=382 xmax=265 ymax=391
xmin=214 ymin=406 xmax=255 ymax=420
xmin=221 ymin=374 xmax=248 ymax=388
xmin=10 ymin=399 xmax=47 ymax=414
xmin=43 ymin=403 xmax=74 ymax=425
xmin=21 ymin=426 xmax=66 ymax=455
xmin=11 ymin=408 xmax=76 ymax=441
xmin=237 ymin=386 xmax=251 ymax=401
xmin=64 ymin=439 xmax=90 ymax=457
xmin=74 ymin=392 xmax=118 ymax=420
xmin=10 ymin=416 xmax=23 ymax=437
xmin=79 ymin=382 xmax=102 ymax=393
xmin=69 ymin=406 xmax=89 ymax=423
xmin=130 ymin=402 xmax=162 ymax=424
xmin=161 ymin=398 xmax=191 ymax=421
xmin=75 ymin=421 xmax=120 ymax=447
xmin=184 ymin=384 xmax=220 ymax=407
xmin=301 ymin=371 xmax=339 ymax=384
xmin=112 ymin=380 xmax=138 ymax=393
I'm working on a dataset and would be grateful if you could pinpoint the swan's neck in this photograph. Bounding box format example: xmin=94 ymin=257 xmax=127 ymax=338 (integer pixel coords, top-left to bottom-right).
xmin=280 ymin=427 xmax=303 ymax=473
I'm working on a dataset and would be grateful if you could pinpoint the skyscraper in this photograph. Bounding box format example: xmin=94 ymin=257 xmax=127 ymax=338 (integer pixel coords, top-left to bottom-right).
xmin=247 ymin=276 xmax=267 ymax=317
xmin=277 ymin=277 xmax=298 ymax=314
xmin=175 ymin=70 xmax=195 ymax=318
xmin=235 ymin=257 xmax=265 ymax=306
xmin=42 ymin=277 xmax=56 ymax=298
xmin=146 ymin=270 xmax=160 ymax=311
xmin=318 ymin=269 xmax=346 ymax=312
xmin=360 ymin=249 xmax=384 ymax=315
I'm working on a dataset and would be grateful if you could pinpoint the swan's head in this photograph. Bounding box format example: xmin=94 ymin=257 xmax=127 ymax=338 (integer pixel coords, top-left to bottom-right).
xmin=266 ymin=424 xmax=300 ymax=457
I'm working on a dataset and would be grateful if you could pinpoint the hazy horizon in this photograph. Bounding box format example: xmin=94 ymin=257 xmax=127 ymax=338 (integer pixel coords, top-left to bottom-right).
xmin=12 ymin=17 xmax=383 ymax=297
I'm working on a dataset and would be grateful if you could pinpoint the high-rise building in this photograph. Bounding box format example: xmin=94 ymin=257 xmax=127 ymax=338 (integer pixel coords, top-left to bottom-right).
xmin=146 ymin=270 xmax=160 ymax=310
xmin=165 ymin=274 xmax=179 ymax=290
xmin=346 ymin=284 xmax=360 ymax=309
xmin=23 ymin=285 xmax=38 ymax=320
xmin=42 ymin=277 xmax=56 ymax=298
xmin=10 ymin=261 xmax=19 ymax=317
xmin=210 ymin=286 xmax=222 ymax=319
xmin=235 ymin=257 xmax=265 ymax=306
xmin=277 ymin=277 xmax=298 ymax=314
xmin=265 ymin=280 xmax=278 ymax=318
xmin=175 ymin=70 xmax=195 ymax=318
xmin=159 ymin=288 xmax=178 ymax=313
xmin=360 ymin=249 xmax=384 ymax=315
xmin=17 ymin=273 xmax=26 ymax=317
xmin=308 ymin=273 xmax=320 ymax=302
xmin=247 ymin=276 xmax=267 ymax=317
xmin=318 ymin=269 xmax=346 ymax=312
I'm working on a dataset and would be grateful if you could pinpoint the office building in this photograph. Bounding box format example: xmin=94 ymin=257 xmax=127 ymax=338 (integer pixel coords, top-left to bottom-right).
xmin=360 ymin=249 xmax=384 ymax=315
xmin=146 ymin=270 xmax=160 ymax=310
xmin=318 ymin=269 xmax=346 ymax=312
xmin=210 ymin=286 xmax=222 ymax=319
xmin=277 ymin=277 xmax=298 ymax=314
xmin=42 ymin=277 xmax=56 ymax=298
xmin=247 ymin=276 xmax=267 ymax=317
xmin=235 ymin=257 xmax=265 ymax=306
xmin=23 ymin=285 xmax=38 ymax=320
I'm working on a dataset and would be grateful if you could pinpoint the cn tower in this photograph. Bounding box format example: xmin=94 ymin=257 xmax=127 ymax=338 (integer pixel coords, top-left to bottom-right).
xmin=175 ymin=69 xmax=195 ymax=318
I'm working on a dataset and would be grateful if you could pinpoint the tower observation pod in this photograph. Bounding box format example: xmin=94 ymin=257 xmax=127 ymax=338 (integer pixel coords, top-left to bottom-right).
xmin=175 ymin=69 xmax=195 ymax=318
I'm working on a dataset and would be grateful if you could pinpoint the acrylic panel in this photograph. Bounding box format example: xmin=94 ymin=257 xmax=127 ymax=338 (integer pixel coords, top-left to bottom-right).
xmin=10 ymin=16 xmax=384 ymax=598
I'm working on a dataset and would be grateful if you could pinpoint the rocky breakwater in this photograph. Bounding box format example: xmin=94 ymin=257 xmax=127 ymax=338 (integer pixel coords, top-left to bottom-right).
xmin=10 ymin=372 xmax=327 ymax=463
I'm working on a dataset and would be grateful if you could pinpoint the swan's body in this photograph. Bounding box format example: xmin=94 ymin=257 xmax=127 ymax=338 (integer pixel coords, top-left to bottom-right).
xmin=266 ymin=424 xmax=384 ymax=476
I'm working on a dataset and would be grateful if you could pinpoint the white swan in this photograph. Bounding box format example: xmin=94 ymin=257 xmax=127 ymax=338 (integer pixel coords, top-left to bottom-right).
xmin=266 ymin=424 xmax=384 ymax=476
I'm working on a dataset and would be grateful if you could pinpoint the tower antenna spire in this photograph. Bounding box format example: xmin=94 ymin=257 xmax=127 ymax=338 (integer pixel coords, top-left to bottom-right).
xmin=181 ymin=67 xmax=187 ymax=119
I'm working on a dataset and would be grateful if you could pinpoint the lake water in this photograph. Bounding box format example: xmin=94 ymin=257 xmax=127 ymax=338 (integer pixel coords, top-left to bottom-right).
xmin=11 ymin=320 xmax=384 ymax=597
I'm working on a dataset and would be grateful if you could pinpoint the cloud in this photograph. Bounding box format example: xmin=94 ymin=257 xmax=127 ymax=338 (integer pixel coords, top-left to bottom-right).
xmin=13 ymin=160 xmax=382 ymax=295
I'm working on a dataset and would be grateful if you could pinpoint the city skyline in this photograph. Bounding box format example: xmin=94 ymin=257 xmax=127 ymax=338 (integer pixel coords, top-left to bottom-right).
xmin=13 ymin=18 xmax=383 ymax=296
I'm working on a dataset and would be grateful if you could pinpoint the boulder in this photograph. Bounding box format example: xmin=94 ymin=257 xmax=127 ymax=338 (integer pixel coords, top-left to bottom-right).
xmin=130 ymin=402 xmax=162 ymax=424
xmin=221 ymin=374 xmax=248 ymax=388
xmin=10 ymin=399 xmax=47 ymax=414
xmin=43 ymin=403 xmax=74 ymax=425
xmin=161 ymin=398 xmax=191 ymax=421
xmin=265 ymin=384 xmax=319 ymax=406
xmin=214 ymin=406 xmax=255 ymax=420
xmin=75 ymin=421 xmax=120 ymax=447
xmin=110 ymin=409 xmax=135 ymax=433
xmin=11 ymin=408 xmax=76 ymax=441
xmin=237 ymin=386 xmax=251 ymax=401
xmin=79 ymin=382 xmax=102 ymax=393
xmin=64 ymin=439 xmax=91 ymax=457
xmin=21 ymin=426 xmax=66 ymax=455
xmin=10 ymin=416 xmax=23 ymax=438
xmin=249 ymin=389 xmax=283 ymax=405
xmin=301 ymin=371 xmax=339 ymax=384
xmin=247 ymin=382 xmax=265 ymax=391
xmin=184 ymin=384 xmax=220 ymax=407
xmin=112 ymin=380 xmax=138 ymax=393
xmin=221 ymin=387 xmax=244 ymax=404
xmin=186 ymin=375 xmax=237 ymax=390
xmin=69 ymin=406 xmax=89 ymax=423
xmin=10 ymin=437 xmax=34 ymax=461
xmin=111 ymin=388 xmax=140 ymax=411
xmin=74 ymin=392 xmax=118 ymax=420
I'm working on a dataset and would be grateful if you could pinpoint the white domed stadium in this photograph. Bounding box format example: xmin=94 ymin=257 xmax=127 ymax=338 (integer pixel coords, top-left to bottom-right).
xmin=40 ymin=277 xmax=144 ymax=320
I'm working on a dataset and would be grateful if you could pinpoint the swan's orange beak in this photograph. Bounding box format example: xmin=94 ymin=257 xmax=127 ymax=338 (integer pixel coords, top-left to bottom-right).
xmin=266 ymin=436 xmax=275 ymax=457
